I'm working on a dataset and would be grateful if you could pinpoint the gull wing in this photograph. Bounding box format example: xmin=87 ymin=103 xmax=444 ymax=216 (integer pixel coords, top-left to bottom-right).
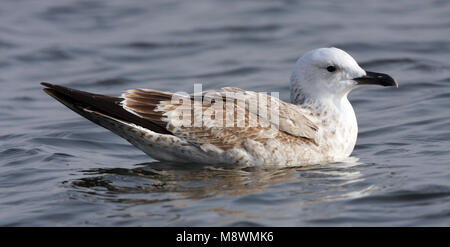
xmin=122 ymin=88 xmax=318 ymax=150
xmin=218 ymin=87 xmax=317 ymax=140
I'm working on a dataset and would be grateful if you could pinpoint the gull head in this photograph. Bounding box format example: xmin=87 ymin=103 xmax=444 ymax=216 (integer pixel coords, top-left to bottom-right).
xmin=290 ymin=47 xmax=397 ymax=104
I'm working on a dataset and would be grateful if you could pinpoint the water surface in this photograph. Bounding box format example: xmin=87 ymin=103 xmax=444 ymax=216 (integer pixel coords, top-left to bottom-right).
xmin=1 ymin=0 xmax=450 ymax=226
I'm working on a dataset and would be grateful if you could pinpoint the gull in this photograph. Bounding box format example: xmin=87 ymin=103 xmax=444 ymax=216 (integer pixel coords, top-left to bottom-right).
xmin=41 ymin=47 xmax=397 ymax=166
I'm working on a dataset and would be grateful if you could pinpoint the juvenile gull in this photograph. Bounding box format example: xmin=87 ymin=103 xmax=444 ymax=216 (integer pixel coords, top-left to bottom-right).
xmin=41 ymin=47 xmax=397 ymax=166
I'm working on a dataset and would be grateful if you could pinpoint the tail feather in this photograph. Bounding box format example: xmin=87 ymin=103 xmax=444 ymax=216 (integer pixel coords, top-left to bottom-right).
xmin=40 ymin=82 xmax=171 ymax=135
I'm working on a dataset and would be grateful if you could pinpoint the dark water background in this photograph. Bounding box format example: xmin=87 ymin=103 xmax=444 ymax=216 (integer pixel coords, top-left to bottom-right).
xmin=1 ymin=0 xmax=449 ymax=226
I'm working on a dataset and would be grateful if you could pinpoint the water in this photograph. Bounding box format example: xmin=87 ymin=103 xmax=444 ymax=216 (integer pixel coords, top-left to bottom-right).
xmin=1 ymin=0 xmax=449 ymax=226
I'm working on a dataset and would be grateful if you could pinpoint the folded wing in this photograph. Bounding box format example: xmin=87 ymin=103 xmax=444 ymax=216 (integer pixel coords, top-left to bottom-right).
xmin=122 ymin=87 xmax=318 ymax=150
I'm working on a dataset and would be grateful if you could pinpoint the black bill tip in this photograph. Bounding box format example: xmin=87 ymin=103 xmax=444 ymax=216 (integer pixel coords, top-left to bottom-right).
xmin=354 ymin=71 xmax=398 ymax=88
xmin=41 ymin=82 xmax=52 ymax=87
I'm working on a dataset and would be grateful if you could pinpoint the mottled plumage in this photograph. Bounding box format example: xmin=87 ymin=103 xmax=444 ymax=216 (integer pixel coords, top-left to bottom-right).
xmin=41 ymin=47 xmax=397 ymax=166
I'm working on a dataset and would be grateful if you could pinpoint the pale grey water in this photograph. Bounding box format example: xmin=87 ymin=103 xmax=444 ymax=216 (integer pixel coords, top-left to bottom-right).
xmin=1 ymin=0 xmax=450 ymax=226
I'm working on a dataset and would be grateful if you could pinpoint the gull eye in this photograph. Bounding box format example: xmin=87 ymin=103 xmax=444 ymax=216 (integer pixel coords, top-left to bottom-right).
xmin=326 ymin=66 xmax=336 ymax=72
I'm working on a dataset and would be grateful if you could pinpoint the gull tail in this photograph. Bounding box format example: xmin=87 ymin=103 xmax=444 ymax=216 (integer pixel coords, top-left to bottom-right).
xmin=40 ymin=82 xmax=171 ymax=135
xmin=40 ymin=82 xmax=221 ymax=164
xmin=41 ymin=82 xmax=199 ymax=162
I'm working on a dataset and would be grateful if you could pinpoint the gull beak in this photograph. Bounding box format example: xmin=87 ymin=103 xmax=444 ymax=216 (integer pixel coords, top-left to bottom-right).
xmin=354 ymin=71 xmax=398 ymax=88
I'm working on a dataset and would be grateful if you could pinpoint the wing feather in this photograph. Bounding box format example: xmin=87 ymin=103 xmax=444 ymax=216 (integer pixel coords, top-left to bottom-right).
xmin=121 ymin=87 xmax=318 ymax=151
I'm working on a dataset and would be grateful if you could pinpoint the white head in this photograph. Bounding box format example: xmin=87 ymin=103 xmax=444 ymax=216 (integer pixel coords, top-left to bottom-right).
xmin=290 ymin=47 xmax=397 ymax=104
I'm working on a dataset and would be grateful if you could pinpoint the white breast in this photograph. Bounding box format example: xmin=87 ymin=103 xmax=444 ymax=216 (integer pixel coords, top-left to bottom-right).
xmin=312 ymin=97 xmax=358 ymax=161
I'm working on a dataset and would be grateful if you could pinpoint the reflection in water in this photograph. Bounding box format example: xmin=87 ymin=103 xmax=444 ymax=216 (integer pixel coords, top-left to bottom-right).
xmin=72 ymin=157 xmax=375 ymax=209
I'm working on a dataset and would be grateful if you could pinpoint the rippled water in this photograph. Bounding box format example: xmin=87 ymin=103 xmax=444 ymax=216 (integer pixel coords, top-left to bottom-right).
xmin=1 ymin=0 xmax=450 ymax=226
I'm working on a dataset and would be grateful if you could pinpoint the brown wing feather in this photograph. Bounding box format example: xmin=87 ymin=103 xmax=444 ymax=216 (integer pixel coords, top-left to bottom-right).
xmin=122 ymin=88 xmax=317 ymax=151
xmin=42 ymin=83 xmax=317 ymax=153
xmin=121 ymin=89 xmax=175 ymax=128
xmin=40 ymin=82 xmax=171 ymax=135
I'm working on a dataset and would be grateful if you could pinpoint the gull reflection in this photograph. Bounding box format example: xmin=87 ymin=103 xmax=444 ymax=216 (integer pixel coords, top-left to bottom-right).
xmin=71 ymin=156 xmax=375 ymax=208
